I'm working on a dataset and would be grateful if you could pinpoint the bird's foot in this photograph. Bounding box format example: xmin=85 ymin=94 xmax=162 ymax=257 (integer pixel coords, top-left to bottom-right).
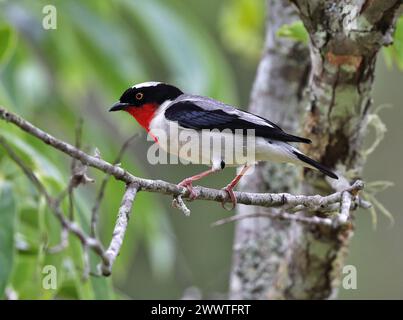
xmin=178 ymin=178 xmax=197 ymax=200
xmin=221 ymin=185 xmax=237 ymax=211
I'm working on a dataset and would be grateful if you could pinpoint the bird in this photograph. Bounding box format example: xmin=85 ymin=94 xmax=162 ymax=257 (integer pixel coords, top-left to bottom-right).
xmin=109 ymin=81 xmax=338 ymax=209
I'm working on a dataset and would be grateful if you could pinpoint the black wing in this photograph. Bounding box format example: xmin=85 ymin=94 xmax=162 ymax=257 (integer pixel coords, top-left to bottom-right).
xmin=165 ymin=101 xmax=311 ymax=144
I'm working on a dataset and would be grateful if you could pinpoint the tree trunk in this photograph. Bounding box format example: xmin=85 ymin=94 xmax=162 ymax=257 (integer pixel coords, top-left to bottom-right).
xmin=229 ymin=0 xmax=402 ymax=299
xmin=229 ymin=0 xmax=310 ymax=300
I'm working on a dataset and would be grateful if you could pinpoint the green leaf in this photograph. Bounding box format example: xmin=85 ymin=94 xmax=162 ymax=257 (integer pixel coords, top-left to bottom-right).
xmin=219 ymin=0 xmax=265 ymax=61
xmin=58 ymin=1 xmax=148 ymax=94
xmin=393 ymin=17 xmax=403 ymax=70
xmin=0 ymin=24 xmax=17 ymax=67
xmin=277 ymin=21 xmax=309 ymax=44
xmin=0 ymin=131 xmax=64 ymax=185
xmin=72 ymin=191 xmax=115 ymax=299
xmin=382 ymin=16 xmax=403 ymax=70
xmin=10 ymin=255 xmax=41 ymax=299
xmin=0 ymin=182 xmax=16 ymax=298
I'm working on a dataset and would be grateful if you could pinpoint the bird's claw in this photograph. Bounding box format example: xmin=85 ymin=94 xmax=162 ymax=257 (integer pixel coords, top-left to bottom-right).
xmin=178 ymin=179 xmax=197 ymax=201
xmin=221 ymin=186 xmax=237 ymax=211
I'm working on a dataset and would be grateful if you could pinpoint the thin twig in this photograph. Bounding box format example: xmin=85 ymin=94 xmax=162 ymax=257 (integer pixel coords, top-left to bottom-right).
xmin=68 ymin=118 xmax=83 ymax=220
xmin=172 ymin=194 xmax=191 ymax=216
xmin=338 ymin=191 xmax=352 ymax=225
xmin=212 ymin=211 xmax=333 ymax=227
xmin=0 ymin=136 xmax=51 ymax=200
xmin=100 ymin=183 xmax=138 ymax=276
xmin=49 ymin=120 xmax=85 ymax=253
xmin=90 ymin=133 xmax=138 ymax=237
xmin=71 ymin=118 xmax=83 ymax=171
xmin=50 ymin=162 xmax=94 ymax=252
xmin=1 ymin=130 xmax=133 ymax=277
xmin=82 ymin=244 xmax=90 ymax=281
xmin=47 ymin=228 xmax=69 ymax=254
xmin=0 ymin=136 xmax=108 ymax=264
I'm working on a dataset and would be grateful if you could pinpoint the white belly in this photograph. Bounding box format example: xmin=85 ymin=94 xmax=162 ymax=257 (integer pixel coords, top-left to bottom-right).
xmin=148 ymin=103 xmax=300 ymax=169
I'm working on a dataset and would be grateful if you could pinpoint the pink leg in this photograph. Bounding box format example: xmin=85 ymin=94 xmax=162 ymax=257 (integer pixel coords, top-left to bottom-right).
xmin=222 ymin=165 xmax=251 ymax=210
xmin=178 ymin=168 xmax=217 ymax=200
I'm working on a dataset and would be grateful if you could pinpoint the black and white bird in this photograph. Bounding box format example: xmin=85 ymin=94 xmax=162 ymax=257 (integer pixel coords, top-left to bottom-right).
xmin=109 ymin=82 xmax=338 ymax=209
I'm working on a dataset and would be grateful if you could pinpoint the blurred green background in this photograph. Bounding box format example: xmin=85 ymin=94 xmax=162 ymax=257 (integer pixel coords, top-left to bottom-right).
xmin=0 ymin=0 xmax=402 ymax=299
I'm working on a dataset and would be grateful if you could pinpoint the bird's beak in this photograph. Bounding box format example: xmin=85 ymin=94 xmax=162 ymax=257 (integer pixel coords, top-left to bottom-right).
xmin=109 ymin=101 xmax=129 ymax=112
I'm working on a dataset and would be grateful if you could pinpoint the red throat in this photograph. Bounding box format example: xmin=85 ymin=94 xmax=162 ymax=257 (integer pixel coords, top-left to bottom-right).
xmin=126 ymin=104 xmax=158 ymax=132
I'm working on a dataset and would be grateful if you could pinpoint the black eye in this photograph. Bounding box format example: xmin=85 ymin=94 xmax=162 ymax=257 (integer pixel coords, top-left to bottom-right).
xmin=136 ymin=92 xmax=143 ymax=100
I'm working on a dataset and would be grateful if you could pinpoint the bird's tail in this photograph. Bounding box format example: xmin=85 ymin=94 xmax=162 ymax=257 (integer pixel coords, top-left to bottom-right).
xmin=292 ymin=151 xmax=338 ymax=179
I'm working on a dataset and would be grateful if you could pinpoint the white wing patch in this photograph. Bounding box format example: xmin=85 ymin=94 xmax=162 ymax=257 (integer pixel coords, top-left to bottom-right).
xmin=237 ymin=111 xmax=274 ymax=128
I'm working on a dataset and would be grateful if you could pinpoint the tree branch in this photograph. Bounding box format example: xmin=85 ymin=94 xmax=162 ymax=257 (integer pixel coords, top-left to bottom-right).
xmin=90 ymin=134 xmax=138 ymax=237
xmin=100 ymin=183 xmax=138 ymax=276
xmin=213 ymin=211 xmax=333 ymax=227
xmin=230 ymin=0 xmax=312 ymax=300
xmin=0 ymin=106 xmax=368 ymax=216
xmin=0 ymin=132 xmax=126 ymax=277
xmin=0 ymin=135 xmax=106 ymax=259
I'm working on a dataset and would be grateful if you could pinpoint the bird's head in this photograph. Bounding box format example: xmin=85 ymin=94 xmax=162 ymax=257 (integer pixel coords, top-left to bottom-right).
xmin=109 ymin=81 xmax=183 ymax=130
